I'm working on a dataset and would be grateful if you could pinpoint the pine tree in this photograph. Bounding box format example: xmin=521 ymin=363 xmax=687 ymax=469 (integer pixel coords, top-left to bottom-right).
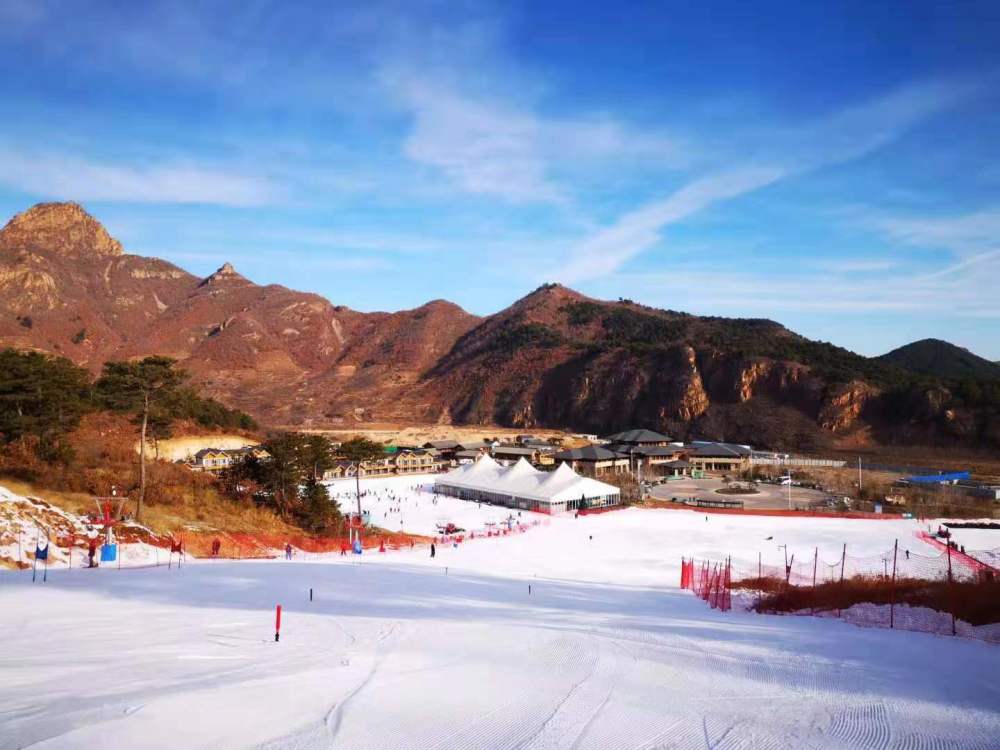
xmin=96 ymin=356 xmax=187 ymax=519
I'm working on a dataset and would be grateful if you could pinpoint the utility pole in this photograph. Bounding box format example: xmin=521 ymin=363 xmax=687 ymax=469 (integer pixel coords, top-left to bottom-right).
xmin=890 ymin=539 xmax=898 ymax=629
xmin=354 ymin=465 xmax=362 ymax=546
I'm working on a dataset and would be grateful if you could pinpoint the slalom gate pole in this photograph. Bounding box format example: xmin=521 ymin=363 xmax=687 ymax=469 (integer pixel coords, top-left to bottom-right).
xmin=812 ymin=547 xmax=818 ymax=589
xmin=840 ymin=543 xmax=846 ymax=582
xmin=310 ymin=587 xmax=313 ymax=602
xmin=43 ymin=546 xmax=48 ymax=582
xmin=32 ymin=534 xmax=39 ymax=582
xmin=68 ymin=536 xmax=72 ymax=570
xmin=275 ymin=604 xmax=282 ymax=642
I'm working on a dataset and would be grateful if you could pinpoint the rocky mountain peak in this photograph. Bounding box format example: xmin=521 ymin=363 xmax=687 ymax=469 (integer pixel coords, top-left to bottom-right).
xmin=0 ymin=202 xmax=124 ymax=258
xmin=199 ymin=262 xmax=250 ymax=287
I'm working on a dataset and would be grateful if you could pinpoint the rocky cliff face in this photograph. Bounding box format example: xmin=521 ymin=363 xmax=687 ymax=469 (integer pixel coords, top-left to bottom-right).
xmin=0 ymin=202 xmax=123 ymax=258
xmin=1 ymin=203 xmax=995 ymax=449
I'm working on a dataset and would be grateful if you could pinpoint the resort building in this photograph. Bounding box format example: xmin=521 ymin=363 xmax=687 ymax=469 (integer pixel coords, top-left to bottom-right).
xmin=550 ymin=445 xmax=631 ymax=477
xmin=491 ymin=444 xmax=555 ymax=465
xmin=323 ymin=449 xmax=442 ymax=480
xmin=434 ymin=456 xmax=620 ymax=514
xmin=686 ymin=442 xmax=752 ymax=473
xmin=188 ymin=445 xmax=268 ymax=472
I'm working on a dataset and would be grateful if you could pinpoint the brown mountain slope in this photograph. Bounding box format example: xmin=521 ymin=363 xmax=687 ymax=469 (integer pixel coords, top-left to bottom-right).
xmin=1 ymin=203 xmax=996 ymax=450
xmin=416 ymin=284 xmax=998 ymax=450
xmin=0 ymin=203 xmax=480 ymax=424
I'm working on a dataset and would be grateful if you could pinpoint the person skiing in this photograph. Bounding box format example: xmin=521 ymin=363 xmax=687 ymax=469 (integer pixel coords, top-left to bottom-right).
xmin=87 ymin=537 xmax=98 ymax=568
xmin=430 ymin=542 xmax=436 ymax=558
xmin=285 ymin=543 xmax=293 ymax=560
xmin=211 ymin=538 xmax=221 ymax=557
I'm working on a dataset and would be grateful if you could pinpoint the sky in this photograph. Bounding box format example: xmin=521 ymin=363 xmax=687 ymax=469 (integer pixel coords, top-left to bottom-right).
xmin=0 ymin=0 xmax=998 ymax=359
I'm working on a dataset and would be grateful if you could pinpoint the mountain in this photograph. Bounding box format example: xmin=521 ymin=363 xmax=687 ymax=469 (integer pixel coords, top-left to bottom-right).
xmin=1 ymin=202 xmax=998 ymax=450
xmin=878 ymin=339 xmax=1000 ymax=381
xmin=0 ymin=202 xmax=480 ymax=425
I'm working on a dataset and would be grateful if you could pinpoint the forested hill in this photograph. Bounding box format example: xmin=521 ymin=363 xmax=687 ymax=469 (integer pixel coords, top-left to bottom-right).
xmin=878 ymin=339 xmax=1000 ymax=380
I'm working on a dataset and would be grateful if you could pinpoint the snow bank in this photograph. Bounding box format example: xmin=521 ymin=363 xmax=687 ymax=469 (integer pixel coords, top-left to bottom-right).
xmin=0 ymin=484 xmax=166 ymax=569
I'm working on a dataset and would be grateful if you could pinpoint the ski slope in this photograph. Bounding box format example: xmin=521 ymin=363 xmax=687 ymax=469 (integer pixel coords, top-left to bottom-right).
xmin=3 ymin=485 xmax=1000 ymax=749
xmin=324 ymin=474 xmax=545 ymax=537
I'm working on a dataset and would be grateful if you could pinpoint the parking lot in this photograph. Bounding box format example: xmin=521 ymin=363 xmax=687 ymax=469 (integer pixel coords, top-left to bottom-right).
xmin=647 ymin=476 xmax=832 ymax=510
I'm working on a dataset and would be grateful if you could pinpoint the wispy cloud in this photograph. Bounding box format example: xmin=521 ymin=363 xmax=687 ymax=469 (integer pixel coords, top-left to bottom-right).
xmin=551 ymin=78 xmax=981 ymax=283
xmin=556 ymin=166 xmax=786 ymax=282
xmin=872 ymin=209 xmax=1000 ymax=256
xmin=816 ymin=258 xmax=899 ymax=273
xmin=0 ymin=148 xmax=278 ymax=207
xmin=396 ymin=83 xmax=562 ymax=204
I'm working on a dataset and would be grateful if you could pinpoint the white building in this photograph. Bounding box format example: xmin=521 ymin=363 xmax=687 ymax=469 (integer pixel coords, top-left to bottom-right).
xmin=434 ymin=455 xmax=620 ymax=514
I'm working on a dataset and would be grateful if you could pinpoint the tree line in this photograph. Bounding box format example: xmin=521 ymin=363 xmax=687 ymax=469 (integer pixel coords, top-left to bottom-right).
xmin=218 ymin=435 xmax=384 ymax=533
xmin=0 ymin=348 xmax=257 ymax=516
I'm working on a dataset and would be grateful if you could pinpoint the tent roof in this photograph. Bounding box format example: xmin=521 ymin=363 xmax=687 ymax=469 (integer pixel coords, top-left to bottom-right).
xmin=436 ymin=455 xmax=618 ymax=504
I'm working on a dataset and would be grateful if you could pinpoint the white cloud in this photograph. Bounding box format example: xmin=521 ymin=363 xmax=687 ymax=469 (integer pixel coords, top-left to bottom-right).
xmin=552 ymin=78 xmax=980 ymax=284
xmin=387 ymin=74 xmax=689 ymax=204
xmin=556 ymin=166 xmax=786 ymax=283
xmin=398 ymin=83 xmax=561 ymax=204
xmin=816 ymin=258 xmax=898 ymax=273
xmin=873 ymin=209 xmax=1000 ymax=256
xmin=607 ymin=262 xmax=1000 ymax=319
xmin=0 ymin=149 xmax=278 ymax=207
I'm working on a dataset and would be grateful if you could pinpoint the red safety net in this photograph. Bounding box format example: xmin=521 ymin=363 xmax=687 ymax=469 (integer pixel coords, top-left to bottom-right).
xmin=679 ymin=532 xmax=1000 ymax=644
xmin=680 ymin=556 xmax=731 ymax=612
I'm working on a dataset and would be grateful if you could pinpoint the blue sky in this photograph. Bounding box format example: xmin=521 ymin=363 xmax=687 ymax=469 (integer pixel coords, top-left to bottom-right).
xmin=1 ymin=0 xmax=998 ymax=358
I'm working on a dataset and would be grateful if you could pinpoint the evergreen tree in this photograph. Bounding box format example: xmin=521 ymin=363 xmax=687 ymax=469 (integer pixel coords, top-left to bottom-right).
xmin=301 ymin=434 xmax=336 ymax=479
xmin=338 ymin=437 xmax=386 ymax=520
xmin=0 ymin=349 xmax=92 ymax=462
xmin=96 ymin=356 xmax=187 ymax=519
xmin=298 ymin=477 xmax=340 ymax=533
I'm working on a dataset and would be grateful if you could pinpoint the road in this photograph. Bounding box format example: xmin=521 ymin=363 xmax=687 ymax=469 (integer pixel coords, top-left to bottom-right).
xmin=648 ymin=476 xmax=832 ymax=510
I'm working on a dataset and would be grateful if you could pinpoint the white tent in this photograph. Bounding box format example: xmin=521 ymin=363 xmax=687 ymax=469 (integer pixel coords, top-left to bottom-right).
xmin=434 ymin=457 xmax=620 ymax=513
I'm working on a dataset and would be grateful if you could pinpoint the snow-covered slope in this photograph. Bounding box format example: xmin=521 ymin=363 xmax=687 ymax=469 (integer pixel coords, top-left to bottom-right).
xmin=3 ymin=482 xmax=1000 ymax=749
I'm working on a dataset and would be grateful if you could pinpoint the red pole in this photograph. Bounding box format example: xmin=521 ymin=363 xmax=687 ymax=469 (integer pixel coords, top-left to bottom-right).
xmin=275 ymin=604 xmax=282 ymax=642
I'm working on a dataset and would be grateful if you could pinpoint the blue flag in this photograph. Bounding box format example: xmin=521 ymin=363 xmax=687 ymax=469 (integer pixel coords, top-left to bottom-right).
xmin=35 ymin=544 xmax=49 ymax=561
